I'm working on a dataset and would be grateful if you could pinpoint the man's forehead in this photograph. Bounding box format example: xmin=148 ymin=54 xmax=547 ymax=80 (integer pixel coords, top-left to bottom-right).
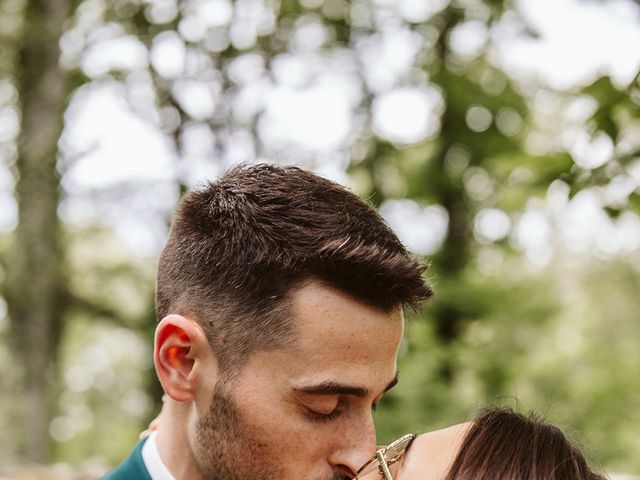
xmin=288 ymin=281 xmax=404 ymax=333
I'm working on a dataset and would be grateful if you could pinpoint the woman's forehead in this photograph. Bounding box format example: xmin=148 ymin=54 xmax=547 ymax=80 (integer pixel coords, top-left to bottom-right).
xmin=398 ymin=423 xmax=472 ymax=480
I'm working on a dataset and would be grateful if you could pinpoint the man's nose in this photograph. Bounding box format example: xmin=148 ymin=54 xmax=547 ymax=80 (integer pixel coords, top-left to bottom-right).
xmin=329 ymin=414 xmax=378 ymax=477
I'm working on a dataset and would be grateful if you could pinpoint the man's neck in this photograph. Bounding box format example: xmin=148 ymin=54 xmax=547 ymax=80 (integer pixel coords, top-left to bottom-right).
xmin=155 ymin=400 xmax=206 ymax=480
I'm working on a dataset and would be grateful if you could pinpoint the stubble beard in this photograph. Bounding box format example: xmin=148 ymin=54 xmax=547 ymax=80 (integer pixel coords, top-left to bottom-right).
xmin=193 ymin=381 xmax=283 ymax=480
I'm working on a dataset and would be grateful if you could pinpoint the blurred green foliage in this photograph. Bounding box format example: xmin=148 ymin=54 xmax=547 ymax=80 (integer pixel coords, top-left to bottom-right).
xmin=0 ymin=0 xmax=639 ymax=475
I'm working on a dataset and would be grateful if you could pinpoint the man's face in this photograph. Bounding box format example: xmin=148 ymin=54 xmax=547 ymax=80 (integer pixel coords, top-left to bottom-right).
xmin=191 ymin=281 xmax=404 ymax=480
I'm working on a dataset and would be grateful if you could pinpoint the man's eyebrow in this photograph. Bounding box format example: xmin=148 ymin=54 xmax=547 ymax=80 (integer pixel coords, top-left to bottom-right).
xmin=295 ymin=372 xmax=399 ymax=398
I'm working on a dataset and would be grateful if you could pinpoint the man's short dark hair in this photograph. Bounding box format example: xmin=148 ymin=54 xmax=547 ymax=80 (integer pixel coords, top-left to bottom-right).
xmin=156 ymin=164 xmax=432 ymax=372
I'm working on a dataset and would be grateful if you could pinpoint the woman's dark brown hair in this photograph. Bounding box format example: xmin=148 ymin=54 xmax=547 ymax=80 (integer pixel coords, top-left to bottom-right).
xmin=446 ymin=408 xmax=606 ymax=480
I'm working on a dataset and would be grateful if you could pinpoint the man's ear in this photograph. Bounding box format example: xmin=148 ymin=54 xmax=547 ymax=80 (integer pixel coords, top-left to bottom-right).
xmin=154 ymin=314 xmax=217 ymax=402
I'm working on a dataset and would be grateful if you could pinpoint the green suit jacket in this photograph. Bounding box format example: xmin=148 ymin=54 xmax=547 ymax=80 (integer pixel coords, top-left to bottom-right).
xmin=102 ymin=439 xmax=152 ymax=480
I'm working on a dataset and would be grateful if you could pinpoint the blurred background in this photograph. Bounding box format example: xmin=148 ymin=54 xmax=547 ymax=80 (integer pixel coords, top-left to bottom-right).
xmin=0 ymin=0 xmax=639 ymax=477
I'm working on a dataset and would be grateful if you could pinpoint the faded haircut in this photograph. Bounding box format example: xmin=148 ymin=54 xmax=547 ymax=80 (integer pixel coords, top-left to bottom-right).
xmin=156 ymin=164 xmax=432 ymax=373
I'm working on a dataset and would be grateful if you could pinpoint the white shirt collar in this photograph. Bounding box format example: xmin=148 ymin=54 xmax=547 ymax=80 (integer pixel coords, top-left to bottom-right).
xmin=141 ymin=431 xmax=176 ymax=480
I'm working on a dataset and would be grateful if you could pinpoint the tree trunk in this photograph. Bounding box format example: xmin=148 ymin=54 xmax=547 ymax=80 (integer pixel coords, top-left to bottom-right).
xmin=428 ymin=7 xmax=472 ymax=381
xmin=6 ymin=0 xmax=70 ymax=463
